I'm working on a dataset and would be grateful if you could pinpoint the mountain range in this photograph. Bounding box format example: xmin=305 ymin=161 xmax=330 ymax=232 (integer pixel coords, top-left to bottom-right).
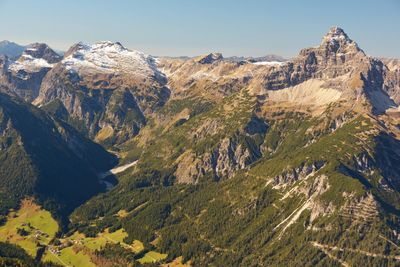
xmin=1 ymin=27 xmax=400 ymax=266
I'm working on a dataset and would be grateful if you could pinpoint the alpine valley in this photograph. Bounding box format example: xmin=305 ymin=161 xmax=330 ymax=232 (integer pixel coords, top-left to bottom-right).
xmin=1 ymin=27 xmax=400 ymax=267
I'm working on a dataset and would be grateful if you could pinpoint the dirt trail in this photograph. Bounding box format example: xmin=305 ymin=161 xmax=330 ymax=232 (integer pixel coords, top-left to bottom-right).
xmin=311 ymin=241 xmax=400 ymax=261
xmin=312 ymin=242 xmax=350 ymax=267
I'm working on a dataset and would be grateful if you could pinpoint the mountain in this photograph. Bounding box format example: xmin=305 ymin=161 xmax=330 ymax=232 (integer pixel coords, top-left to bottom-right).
xmin=194 ymin=52 xmax=224 ymax=64
xmin=0 ymin=40 xmax=25 ymax=59
xmin=1 ymin=27 xmax=400 ymax=266
xmin=0 ymin=43 xmax=62 ymax=102
xmin=0 ymin=93 xmax=116 ymax=224
xmin=68 ymin=27 xmax=400 ymax=266
xmin=227 ymin=54 xmax=287 ymax=63
xmin=35 ymin=41 xmax=170 ymax=144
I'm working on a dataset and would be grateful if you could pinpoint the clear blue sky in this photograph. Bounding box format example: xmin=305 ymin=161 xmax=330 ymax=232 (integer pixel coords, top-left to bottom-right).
xmin=0 ymin=0 xmax=399 ymax=58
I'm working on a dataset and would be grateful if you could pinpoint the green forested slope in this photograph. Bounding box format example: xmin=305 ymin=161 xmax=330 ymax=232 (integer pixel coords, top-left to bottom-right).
xmin=0 ymin=93 xmax=116 ymax=224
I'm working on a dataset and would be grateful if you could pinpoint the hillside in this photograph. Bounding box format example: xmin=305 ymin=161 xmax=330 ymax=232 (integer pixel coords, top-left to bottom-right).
xmin=0 ymin=93 xmax=116 ymax=225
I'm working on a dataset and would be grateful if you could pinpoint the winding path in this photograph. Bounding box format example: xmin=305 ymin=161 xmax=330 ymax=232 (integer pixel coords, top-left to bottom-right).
xmin=311 ymin=241 xmax=400 ymax=262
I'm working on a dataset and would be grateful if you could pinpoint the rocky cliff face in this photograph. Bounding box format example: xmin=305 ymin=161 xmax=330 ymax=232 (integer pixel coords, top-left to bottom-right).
xmin=273 ymin=161 xmax=326 ymax=186
xmin=175 ymin=133 xmax=263 ymax=184
xmin=383 ymin=66 xmax=400 ymax=105
xmin=256 ymin=27 xmax=364 ymax=91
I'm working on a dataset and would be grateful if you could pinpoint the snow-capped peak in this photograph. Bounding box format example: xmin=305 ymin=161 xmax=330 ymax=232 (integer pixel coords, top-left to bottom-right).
xmin=91 ymin=41 xmax=127 ymax=52
xmin=8 ymin=43 xmax=60 ymax=75
xmin=253 ymin=61 xmax=286 ymax=66
xmin=62 ymin=41 xmax=159 ymax=78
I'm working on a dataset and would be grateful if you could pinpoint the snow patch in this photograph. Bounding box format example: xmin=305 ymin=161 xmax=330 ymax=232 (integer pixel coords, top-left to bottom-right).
xmin=98 ymin=160 xmax=138 ymax=191
xmin=98 ymin=160 xmax=138 ymax=180
xmin=9 ymin=54 xmax=53 ymax=74
xmin=253 ymin=61 xmax=285 ymax=66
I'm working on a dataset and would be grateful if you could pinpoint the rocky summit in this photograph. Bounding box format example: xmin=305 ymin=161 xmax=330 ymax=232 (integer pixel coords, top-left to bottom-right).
xmin=0 ymin=43 xmax=61 ymax=102
xmin=1 ymin=26 xmax=400 ymax=267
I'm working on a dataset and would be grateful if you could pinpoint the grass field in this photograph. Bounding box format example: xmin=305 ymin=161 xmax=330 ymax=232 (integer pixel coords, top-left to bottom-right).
xmin=43 ymin=228 xmax=146 ymax=266
xmin=131 ymin=240 xmax=145 ymax=253
xmin=138 ymin=251 xmax=168 ymax=264
xmin=0 ymin=200 xmax=174 ymax=266
xmin=95 ymin=125 xmax=114 ymax=142
xmin=43 ymin=246 xmax=95 ymax=267
xmin=0 ymin=198 xmax=58 ymax=257
xmin=68 ymin=228 xmax=144 ymax=253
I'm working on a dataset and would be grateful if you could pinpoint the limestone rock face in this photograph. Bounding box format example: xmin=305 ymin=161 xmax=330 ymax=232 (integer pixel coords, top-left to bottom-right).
xmin=383 ymin=67 xmax=400 ymax=104
xmin=273 ymin=161 xmax=326 ymax=186
xmin=175 ymin=118 xmax=267 ymax=184
xmin=260 ymin=27 xmax=366 ymax=91
xmin=175 ymin=136 xmax=260 ymax=184
xmin=251 ymin=27 xmax=400 ymax=115
xmin=212 ymin=137 xmax=252 ymax=179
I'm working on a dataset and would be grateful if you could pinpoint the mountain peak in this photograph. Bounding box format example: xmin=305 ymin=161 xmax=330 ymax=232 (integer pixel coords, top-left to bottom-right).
xmin=320 ymin=26 xmax=362 ymax=54
xmin=23 ymin=43 xmax=61 ymax=64
xmin=65 ymin=41 xmax=130 ymax=58
xmin=7 ymin=43 xmax=60 ymax=76
xmin=325 ymin=26 xmax=347 ymax=37
xmin=322 ymin=27 xmax=351 ymax=44
xmin=195 ymin=53 xmax=223 ymax=64
xmin=93 ymin=41 xmax=126 ymax=50
xmin=60 ymin=41 xmax=162 ymax=82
